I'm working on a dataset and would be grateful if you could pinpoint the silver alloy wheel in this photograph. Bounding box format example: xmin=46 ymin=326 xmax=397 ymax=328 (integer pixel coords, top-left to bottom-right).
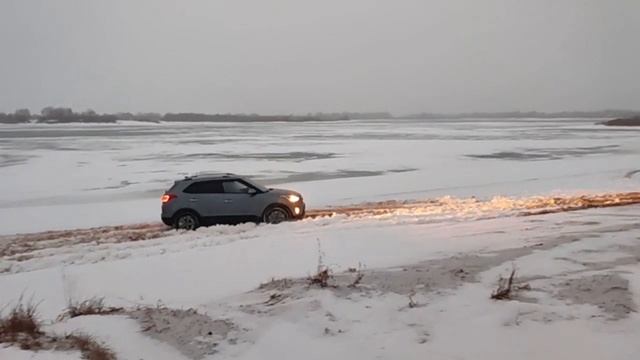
xmin=265 ymin=208 xmax=289 ymax=224
xmin=176 ymin=214 xmax=197 ymax=230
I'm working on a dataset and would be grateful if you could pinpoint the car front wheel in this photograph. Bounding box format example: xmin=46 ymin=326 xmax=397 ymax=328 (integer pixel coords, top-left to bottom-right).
xmin=263 ymin=206 xmax=290 ymax=224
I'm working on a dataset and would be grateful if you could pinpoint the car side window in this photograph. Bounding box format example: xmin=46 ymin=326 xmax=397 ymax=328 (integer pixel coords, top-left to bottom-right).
xmin=184 ymin=180 xmax=224 ymax=194
xmin=222 ymin=180 xmax=251 ymax=194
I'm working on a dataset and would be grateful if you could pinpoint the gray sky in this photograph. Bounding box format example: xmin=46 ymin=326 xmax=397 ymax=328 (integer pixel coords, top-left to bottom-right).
xmin=1 ymin=0 xmax=639 ymax=115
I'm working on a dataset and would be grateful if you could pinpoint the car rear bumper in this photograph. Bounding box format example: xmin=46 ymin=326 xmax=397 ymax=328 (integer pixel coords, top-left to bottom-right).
xmin=161 ymin=217 xmax=173 ymax=226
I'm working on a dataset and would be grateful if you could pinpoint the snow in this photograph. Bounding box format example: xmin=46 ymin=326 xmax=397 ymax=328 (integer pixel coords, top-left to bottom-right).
xmin=1 ymin=119 xmax=639 ymax=234
xmin=0 ymin=347 xmax=82 ymax=360
xmin=2 ymin=119 xmax=640 ymax=359
xmin=0 ymin=215 xmax=532 ymax=319
xmin=47 ymin=315 xmax=189 ymax=360
xmin=2 ymin=206 xmax=640 ymax=359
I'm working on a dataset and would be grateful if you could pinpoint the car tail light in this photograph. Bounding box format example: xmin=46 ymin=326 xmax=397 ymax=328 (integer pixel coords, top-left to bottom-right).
xmin=161 ymin=194 xmax=176 ymax=203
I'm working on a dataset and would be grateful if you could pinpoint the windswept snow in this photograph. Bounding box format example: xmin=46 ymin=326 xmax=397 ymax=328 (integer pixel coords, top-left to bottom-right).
xmin=2 ymin=204 xmax=640 ymax=359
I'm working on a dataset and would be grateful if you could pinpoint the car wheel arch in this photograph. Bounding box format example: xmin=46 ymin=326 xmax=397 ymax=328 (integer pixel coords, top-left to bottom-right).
xmin=263 ymin=203 xmax=291 ymax=215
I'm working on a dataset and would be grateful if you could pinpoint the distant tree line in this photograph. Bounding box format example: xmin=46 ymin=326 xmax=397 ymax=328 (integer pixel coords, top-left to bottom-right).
xmin=2 ymin=107 xmax=639 ymax=124
xmin=399 ymin=110 xmax=640 ymax=119
xmin=160 ymin=112 xmax=392 ymax=122
xmin=0 ymin=109 xmax=32 ymax=123
xmin=0 ymin=107 xmax=120 ymax=124
xmin=0 ymin=107 xmax=392 ymax=124
xmin=163 ymin=113 xmax=310 ymax=122
xmin=0 ymin=107 xmax=169 ymax=124
xmin=39 ymin=107 xmax=118 ymax=123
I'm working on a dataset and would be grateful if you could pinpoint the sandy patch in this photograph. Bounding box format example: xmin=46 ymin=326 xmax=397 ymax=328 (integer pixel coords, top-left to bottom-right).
xmin=555 ymin=274 xmax=636 ymax=320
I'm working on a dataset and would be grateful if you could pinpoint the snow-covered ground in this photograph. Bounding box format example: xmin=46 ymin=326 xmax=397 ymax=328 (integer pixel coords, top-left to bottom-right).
xmin=1 ymin=205 xmax=640 ymax=359
xmin=1 ymin=118 xmax=640 ymax=359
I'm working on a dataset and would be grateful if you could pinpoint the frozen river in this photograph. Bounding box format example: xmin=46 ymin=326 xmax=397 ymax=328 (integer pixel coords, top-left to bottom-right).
xmin=1 ymin=118 xmax=639 ymax=234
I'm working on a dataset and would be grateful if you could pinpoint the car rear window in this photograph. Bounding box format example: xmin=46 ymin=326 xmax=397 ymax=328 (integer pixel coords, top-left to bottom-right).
xmin=183 ymin=180 xmax=224 ymax=194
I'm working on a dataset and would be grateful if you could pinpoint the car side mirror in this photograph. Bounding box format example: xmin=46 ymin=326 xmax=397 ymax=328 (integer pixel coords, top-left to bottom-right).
xmin=247 ymin=188 xmax=257 ymax=196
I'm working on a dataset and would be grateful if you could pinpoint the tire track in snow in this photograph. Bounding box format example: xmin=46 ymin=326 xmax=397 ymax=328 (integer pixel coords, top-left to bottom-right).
xmin=2 ymin=191 xmax=640 ymax=265
xmin=306 ymin=191 xmax=640 ymax=219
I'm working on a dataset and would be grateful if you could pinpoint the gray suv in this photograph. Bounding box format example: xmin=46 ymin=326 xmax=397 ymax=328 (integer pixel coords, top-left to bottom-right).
xmin=161 ymin=173 xmax=305 ymax=230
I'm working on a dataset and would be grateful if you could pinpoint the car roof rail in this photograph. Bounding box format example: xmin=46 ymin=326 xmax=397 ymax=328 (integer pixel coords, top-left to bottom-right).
xmin=183 ymin=172 xmax=237 ymax=180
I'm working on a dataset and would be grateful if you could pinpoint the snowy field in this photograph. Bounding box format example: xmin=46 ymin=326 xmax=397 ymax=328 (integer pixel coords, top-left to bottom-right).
xmin=1 ymin=118 xmax=640 ymax=359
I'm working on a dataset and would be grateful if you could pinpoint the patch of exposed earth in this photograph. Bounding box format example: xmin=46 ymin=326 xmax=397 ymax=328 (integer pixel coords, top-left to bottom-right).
xmin=555 ymin=274 xmax=636 ymax=320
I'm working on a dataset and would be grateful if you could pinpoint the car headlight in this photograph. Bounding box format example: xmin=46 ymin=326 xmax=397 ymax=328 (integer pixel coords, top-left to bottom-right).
xmin=287 ymin=194 xmax=301 ymax=203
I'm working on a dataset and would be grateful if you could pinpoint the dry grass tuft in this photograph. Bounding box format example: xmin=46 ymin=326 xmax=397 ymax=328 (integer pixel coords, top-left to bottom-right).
xmin=309 ymin=268 xmax=331 ymax=287
xmin=258 ymin=277 xmax=292 ymax=291
xmin=264 ymin=293 xmax=287 ymax=306
xmin=491 ymin=267 xmax=519 ymax=300
xmin=309 ymin=238 xmax=334 ymax=288
xmin=309 ymin=267 xmax=332 ymax=288
xmin=65 ymin=333 xmax=116 ymax=360
xmin=348 ymin=272 xmax=365 ymax=288
xmin=59 ymin=297 xmax=123 ymax=320
xmin=1 ymin=298 xmax=116 ymax=359
xmin=0 ymin=298 xmax=42 ymax=342
xmin=407 ymin=290 xmax=419 ymax=308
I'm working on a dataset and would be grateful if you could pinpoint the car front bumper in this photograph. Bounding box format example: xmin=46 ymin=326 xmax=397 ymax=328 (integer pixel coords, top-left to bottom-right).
xmin=291 ymin=202 xmax=306 ymax=219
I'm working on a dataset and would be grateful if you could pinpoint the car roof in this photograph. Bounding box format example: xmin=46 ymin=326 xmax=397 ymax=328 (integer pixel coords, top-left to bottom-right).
xmin=179 ymin=173 xmax=240 ymax=182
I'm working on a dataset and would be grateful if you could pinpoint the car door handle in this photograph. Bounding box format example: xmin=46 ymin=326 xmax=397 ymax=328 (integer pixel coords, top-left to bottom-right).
xmin=189 ymin=198 xmax=199 ymax=202
xmin=224 ymin=199 xmax=232 ymax=203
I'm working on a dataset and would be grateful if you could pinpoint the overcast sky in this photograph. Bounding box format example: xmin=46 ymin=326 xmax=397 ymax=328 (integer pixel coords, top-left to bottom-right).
xmin=1 ymin=0 xmax=639 ymax=115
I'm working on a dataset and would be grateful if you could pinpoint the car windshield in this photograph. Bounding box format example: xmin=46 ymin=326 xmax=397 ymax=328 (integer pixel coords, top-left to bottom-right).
xmin=243 ymin=178 xmax=268 ymax=192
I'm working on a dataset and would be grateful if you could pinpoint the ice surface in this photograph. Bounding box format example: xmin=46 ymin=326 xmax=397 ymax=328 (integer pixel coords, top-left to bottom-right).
xmin=1 ymin=118 xmax=639 ymax=234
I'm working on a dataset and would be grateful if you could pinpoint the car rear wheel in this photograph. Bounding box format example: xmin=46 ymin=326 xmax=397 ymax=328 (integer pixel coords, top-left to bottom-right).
xmin=174 ymin=212 xmax=199 ymax=230
xmin=263 ymin=206 xmax=290 ymax=224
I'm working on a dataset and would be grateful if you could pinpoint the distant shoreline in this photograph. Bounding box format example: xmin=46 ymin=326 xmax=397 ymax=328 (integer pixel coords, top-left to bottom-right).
xmin=601 ymin=116 xmax=640 ymax=127
xmin=2 ymin=108 xmax=640 ymax=124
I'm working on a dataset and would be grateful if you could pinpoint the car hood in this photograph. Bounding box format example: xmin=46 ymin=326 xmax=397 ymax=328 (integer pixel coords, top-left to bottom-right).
xmin=268 ymin=188 xmax=302 ymax=197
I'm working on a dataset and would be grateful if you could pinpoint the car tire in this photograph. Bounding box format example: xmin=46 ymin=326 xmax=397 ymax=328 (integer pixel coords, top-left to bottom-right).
xmin=173 ymin=211 xmax=200 ymax=230
xmin=263 ymin=205 xmax=291 ymax=224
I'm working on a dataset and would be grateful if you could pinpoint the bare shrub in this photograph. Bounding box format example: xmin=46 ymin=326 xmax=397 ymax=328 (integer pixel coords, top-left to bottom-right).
xmin=59 ymin=297 xmax=122 ymax=320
